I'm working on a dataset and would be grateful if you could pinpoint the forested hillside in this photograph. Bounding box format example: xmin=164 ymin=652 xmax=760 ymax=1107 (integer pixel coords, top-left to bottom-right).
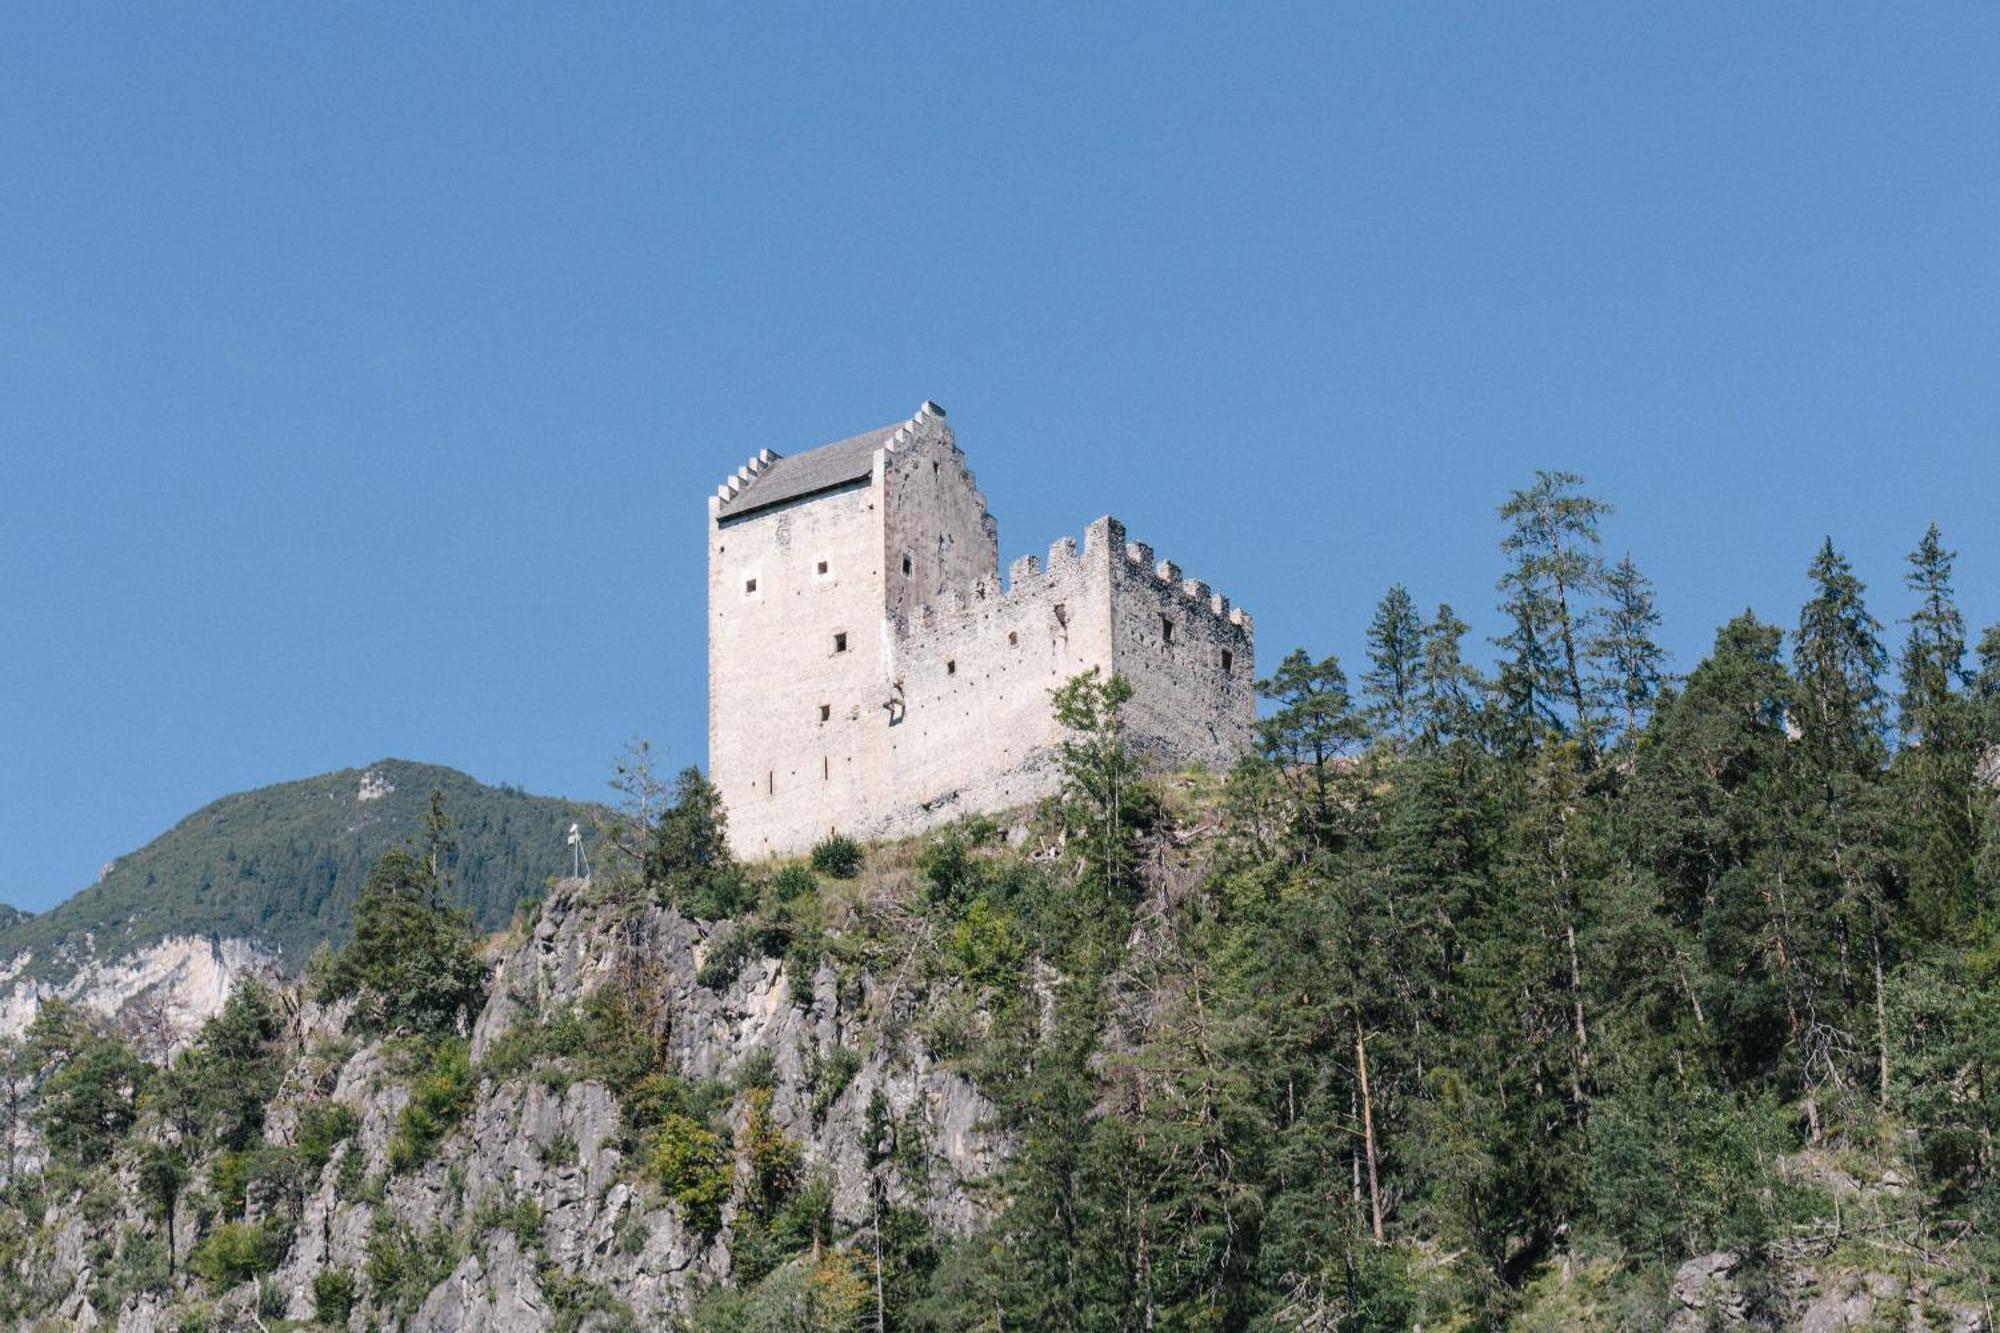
xmin=0 ymin=759 xmax=597 ymax=983
xmin=1 ymin=475 xmax=1996 ymax=1330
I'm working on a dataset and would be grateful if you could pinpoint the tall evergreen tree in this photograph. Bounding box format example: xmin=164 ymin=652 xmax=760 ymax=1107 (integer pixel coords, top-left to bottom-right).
xmin=1794 ymin=539 xmax=1888 ymax=774
xmin=1792 ymin=540 xmax=1896 ymax=1104
xmin=1416 ymin=603 xmax=1482 ymax=746
xmin=1893 ymin=526 xmax=1981 ymax=945
xmin=1362 ymin=584 xmax=1425 ymax=744
xmin=1256 ymin=649 xmax=1367 ymax=846
xmin=1899 ymin=522 xmax=1968 ymax=748
xmin=1591 ymin=554 xmax=1667 ymax=748
xmin=1496 ymin=471 xmax=1612 ymax=754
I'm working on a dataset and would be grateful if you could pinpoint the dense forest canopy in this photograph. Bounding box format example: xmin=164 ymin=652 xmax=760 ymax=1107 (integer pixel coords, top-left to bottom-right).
xmin=3 ymin=473 xmax=1996 ymax=1330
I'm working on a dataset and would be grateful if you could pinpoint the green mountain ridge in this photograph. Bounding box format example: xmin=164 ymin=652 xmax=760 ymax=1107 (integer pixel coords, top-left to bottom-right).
xmin=0 ymin=758 xmax=600 ymax=983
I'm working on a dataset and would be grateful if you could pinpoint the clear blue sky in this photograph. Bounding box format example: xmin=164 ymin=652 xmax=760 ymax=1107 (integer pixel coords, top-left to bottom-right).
xmin=4 ymin=7 xmax=1997 ymax=913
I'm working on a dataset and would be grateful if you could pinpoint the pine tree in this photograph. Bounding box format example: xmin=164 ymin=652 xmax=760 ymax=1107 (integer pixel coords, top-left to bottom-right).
xmin=1591 ymin=555 xmax=1667 ymax=747
xmin=1899 ymin=523 xmax=1967 ymax=748
xmin=1362 ymin=584 xmax=1425 ymax=744
xmin=1255 ymin=650 xmax=1367 ymax=846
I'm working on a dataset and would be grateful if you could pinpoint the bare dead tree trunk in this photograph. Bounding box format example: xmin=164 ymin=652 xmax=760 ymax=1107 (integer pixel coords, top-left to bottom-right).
xmin=1354 ymin=1011 xmax=1385 ymax=1244
xmin=1873 ymin=922 xmax=1891 ymax=1110
xmin=873 ymin=1181 xmax=887 ymax=1333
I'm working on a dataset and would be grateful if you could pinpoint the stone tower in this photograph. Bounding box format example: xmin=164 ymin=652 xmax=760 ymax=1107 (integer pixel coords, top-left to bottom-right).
xmin=708 ymin=401 xmax=1254 ymax=858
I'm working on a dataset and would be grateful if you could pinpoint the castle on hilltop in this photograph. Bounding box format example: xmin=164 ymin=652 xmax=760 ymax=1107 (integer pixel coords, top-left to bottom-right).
xmin=707 ymin=401 xmax=1254 ymax=858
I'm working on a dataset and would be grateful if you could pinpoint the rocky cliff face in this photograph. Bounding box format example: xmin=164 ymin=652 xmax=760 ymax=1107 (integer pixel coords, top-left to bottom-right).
xmin=14 ymin=872 xmax=1004 ymax=1330
xmin=0 ymin=933 xmax=277 ymax=1052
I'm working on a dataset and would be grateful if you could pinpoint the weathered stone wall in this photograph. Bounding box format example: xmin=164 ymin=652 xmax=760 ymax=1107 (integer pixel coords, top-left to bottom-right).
xmin=869 ymin=518 xmax=1122 ymax=838
xmin=1105 ymin=527 xmax=1256 ymax=770
xmin=707 ymin=464 xmax=888 ymax=858
xmin=707 ymin=406 xmax=1255 ymax=859
xmin=881 ymin=425 xmax=998 ymax=628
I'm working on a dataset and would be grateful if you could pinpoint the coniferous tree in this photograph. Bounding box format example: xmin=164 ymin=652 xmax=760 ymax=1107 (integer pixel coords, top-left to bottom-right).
xmin=1255 ymin=650 xmax=1367 ymax=846
xmin=1415 ymin=603 xmax=1482 ymax=746
xmin=1362 ymin=584 xmax=1424 ymax=744
xmin=1972 ymin=624 xmax=2000 ymax=751
xmin=1899 ymin=523 xmax=1968 ymax=748
xmin=1793 ymin=540 xmax=1895 ymax=1104
xmin=1591 ymin=554 xmax=1667 ymax=747
xmin=1893 ymin=526 xmax=1981 ymax=945
xmin=1496 ymin=471 xmax=1612 ymax=754
xmin=320 ymin=799 xmax=486 ymax=1037
xmin=647 ymin=767 xmax=750 ymax=918
xmin=1795 ymin=539 xmax=1888 ymax=774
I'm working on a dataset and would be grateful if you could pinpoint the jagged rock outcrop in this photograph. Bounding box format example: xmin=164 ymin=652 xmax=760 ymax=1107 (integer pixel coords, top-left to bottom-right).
xmin=0 ymin=934 xmax=278 ymax=1053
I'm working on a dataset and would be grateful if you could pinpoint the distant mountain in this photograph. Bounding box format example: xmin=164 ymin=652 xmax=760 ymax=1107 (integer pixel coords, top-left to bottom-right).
xmin=0 ymin=759 xmax=600 ymax=985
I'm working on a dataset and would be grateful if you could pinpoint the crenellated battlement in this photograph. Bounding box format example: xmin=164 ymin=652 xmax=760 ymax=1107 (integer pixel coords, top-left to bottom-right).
xmin=890 ymin=513 xmax=1250 ymax=644
xmin=883 ymin=400 xmax=951 ymax=454
xmin=1110 ymin=520 xmax=1253 ymax=636
xmin=710 ymin=448 xmax=778 ymax=507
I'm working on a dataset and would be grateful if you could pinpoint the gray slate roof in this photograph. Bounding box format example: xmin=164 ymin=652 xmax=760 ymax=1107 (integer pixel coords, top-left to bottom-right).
xmin=716 ymin=423 xmax=897 ymax=520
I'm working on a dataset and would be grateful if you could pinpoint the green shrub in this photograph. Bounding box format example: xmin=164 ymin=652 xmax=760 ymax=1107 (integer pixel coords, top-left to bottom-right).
xmin=364 ymin=1216 xmax=463 ymax=1318
xmin=696 ymin=926 xmax=756 ymax=990
xmin=648 ymin=1114 xmax=732 ymax=1235
xmin=295 ymin=1100 xmax=360 ymax=1176
xmin=808 ymin=1045 xmax=862 ymax=1125
xmin=190 ymin=1220 xmax=288 ymax=1287
xmin=313 ymin=1269 xmax=356 ymax=1324
xmin=809 ymin=833 xmax=863 ymax=879
xmin=766 ymin=864 xmax=818 ymax=901
xmin=943 ymin=898 xmax=1025 ymax=987
xmin=210 ymin=1148 xmax=255 ymax=1218
xmin=731 ymin=1049 xmax=776 ymax=1092
xmin=388 ymin=1040 xmax=474 ymax=1173
xmin=472 ymin=1193 xmax=543 ymax=1249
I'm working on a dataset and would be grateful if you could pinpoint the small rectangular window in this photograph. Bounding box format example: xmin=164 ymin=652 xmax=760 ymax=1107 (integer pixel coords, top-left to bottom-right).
xmin=946 ymin=660 xmax=957 ymax=676
xmin=1053 ymin=603 xmax=1068 ymax=629
xmin=1221 ymin=649 xmax=1234 ymax=673
xmin=833 ymin=632 xmax=848 ymax=654
xmin=818 ymin=704 xmax=831 ymax=722
xmin=1008 ymin=631 xmax=1018 ymax=647
xmin=816 ymin=560 xmax=828 ymax=575
xmin=823 ymin=756 xmax=830 ymax=780
xmin=902 ymin=555 xmax=913 ymax=575
xmin=744 ymin=578 xmax=757 ymax=594
xmin=1161 ymin=616 xmax=1175 ymax=643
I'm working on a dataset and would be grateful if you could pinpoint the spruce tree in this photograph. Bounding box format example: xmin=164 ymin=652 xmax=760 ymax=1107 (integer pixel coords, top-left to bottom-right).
xmin=1591 ymin=554 xmax=1666 ymax=748
xmin=1496 ymin=471 xmax=1612 ymax=754
xmin=1362 ymin=584 xmax=1424 ymax=744
xmin=1793 ymin=540 xmax=1895 ymax=1103
xmin=1898 ymin=522 xmax=1967 ymax=748
xmin=1893 ymin=526 xmax=1981 ymax=944
xmin=1416 ymin=603 xmax=1482 ymax=746
xmin=1794 ymin=539 xmax=1888 ymax=774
